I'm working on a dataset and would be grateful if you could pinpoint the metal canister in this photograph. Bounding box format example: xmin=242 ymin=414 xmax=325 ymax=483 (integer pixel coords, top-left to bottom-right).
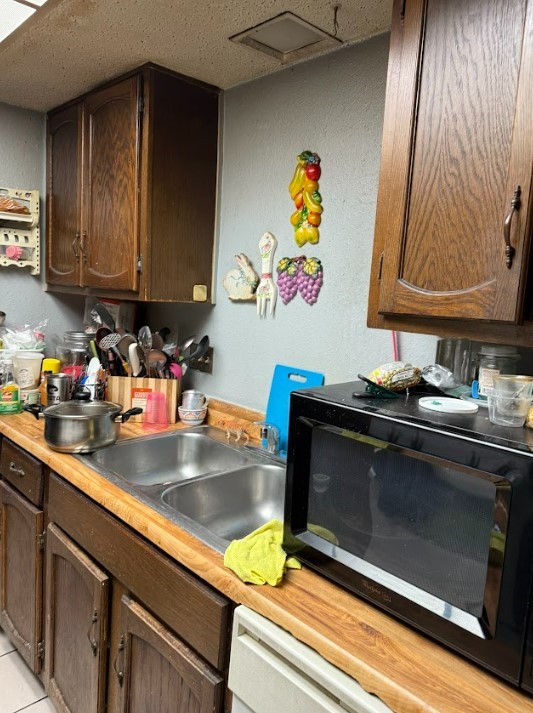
xmin=46 ymin=373 xmax=72 ymax=405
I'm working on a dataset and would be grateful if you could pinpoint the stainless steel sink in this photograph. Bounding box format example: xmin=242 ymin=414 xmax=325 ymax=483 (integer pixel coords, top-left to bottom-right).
xmin=78 ymin=425 xmax=286 ymax=552
xmin=83 ymin=429 xmax=247 ymax=486
xmin=161 ymin=464 xmax=285 ymax=545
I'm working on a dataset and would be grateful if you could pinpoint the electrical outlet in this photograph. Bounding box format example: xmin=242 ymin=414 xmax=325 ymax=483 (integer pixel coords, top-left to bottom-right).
xmin=188 ymin=345 xmax=214 ymax=373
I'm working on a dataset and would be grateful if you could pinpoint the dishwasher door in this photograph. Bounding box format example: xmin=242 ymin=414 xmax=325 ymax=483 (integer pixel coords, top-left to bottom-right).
xmin=228 ymin=606 xmax=392 ymax=713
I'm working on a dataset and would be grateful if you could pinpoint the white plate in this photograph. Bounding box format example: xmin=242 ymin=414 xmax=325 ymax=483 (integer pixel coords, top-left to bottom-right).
xmin=418 ymin=396 xmax=478 ymax=414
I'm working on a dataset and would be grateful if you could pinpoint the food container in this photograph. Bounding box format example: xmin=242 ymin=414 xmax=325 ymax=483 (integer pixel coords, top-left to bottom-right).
xmin=477 ymin=345 xmax=520 ymax=397
xmin=25 ymin=392 xmax=142 ymax=453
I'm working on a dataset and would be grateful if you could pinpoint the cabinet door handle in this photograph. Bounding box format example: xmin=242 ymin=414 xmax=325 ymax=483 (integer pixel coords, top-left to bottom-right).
xmin=72 ymin=232 xmax=80 ymax=261
xmin=9 ymin=462 xmax=25 ymax=477
xmin=79 ymin=231 xmax=88 ymax=263
xmin=87 ymin=609 xmax=98 ymax=656
xmin=503 ymin=186 xmax=521 ymax=269
xmin=113 ymin=635 xmax=124 ymax=686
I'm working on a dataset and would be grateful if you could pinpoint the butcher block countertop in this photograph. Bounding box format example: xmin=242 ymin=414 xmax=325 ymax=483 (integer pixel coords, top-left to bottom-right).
xmin=0 ymin=404 xmax=531 ymax=713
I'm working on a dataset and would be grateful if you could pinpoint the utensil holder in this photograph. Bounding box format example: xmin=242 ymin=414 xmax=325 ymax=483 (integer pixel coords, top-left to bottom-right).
xmin=106 ymin=376 xmax=180 ymax=424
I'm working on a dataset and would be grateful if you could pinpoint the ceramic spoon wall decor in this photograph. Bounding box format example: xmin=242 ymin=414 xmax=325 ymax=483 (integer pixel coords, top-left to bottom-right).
xmin=256 ymin=232 xmax=278 ymax=317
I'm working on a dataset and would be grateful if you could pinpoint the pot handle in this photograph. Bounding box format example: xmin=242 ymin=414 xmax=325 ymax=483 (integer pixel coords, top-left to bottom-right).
xmin=116 ymin=407 xmax=143 ymax=424
xmin=23 ymin=404 xmax=44 ymax=420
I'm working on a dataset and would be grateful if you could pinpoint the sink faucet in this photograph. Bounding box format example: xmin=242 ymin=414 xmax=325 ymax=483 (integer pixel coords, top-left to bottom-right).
xmin=255 ymin=422 xmax=280 ymax=454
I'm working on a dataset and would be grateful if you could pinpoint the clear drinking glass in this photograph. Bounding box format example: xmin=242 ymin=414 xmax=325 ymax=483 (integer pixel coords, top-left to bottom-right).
xmin=488 ymin=394 xmax=532 ymax=427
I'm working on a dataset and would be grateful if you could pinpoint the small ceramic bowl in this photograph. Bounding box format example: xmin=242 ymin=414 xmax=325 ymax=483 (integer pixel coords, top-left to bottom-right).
xmin=178 ymin=405 xmax=208 ymax=426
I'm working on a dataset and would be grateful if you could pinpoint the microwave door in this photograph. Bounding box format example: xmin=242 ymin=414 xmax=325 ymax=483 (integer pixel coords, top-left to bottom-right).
xmin=289 ymin=421 xmax=509 ymax=641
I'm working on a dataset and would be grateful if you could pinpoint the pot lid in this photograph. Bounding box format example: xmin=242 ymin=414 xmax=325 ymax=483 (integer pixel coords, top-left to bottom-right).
xmin=44 ymin=400 xmax=122 ymax=418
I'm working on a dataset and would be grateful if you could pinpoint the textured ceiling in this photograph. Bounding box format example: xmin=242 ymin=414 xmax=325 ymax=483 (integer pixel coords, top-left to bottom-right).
xmin=0 ymin=0 xmax=392 ymax=112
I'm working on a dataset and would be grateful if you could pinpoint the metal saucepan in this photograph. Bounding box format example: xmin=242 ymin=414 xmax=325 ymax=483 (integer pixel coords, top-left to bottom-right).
xmin=25 ymin=391 xmax=142 ymax=453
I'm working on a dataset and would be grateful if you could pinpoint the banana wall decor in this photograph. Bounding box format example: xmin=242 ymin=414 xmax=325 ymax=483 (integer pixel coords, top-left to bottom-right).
xmin=288 ymin=151 xmax=323 ymax=247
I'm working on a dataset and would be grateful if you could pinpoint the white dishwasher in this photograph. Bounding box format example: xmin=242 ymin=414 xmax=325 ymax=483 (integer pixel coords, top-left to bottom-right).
xmin=228 ymin=606 xmax=392 ymax=713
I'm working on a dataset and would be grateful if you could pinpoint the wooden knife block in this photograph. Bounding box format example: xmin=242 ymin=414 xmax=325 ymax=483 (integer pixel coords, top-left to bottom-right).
xmin=106 ymin=377 xmax=181 ymax=424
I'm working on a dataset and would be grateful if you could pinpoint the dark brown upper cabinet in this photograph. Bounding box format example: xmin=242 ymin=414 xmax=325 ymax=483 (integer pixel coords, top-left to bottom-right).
xmin=368 ymin=0 xmax=533 ymax=343
xmin=46 ymin=64 xmax=219 ymax=302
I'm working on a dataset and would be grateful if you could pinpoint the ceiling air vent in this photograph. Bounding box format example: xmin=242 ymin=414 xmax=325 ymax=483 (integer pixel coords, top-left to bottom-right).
xmin=230 ymin=11 xmax=342 ymax=64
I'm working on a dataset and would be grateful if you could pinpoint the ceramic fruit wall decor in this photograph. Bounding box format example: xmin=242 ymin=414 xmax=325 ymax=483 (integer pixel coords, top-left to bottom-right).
xmin=288 ymin=151 xmax=323 ymax=247
xmin=276 ymin=256 xmax=323 ymax=305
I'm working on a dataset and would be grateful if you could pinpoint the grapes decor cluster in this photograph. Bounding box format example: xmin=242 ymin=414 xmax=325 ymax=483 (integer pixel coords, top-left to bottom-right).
xmin=276 ymin=256 xmax=323 ymax=305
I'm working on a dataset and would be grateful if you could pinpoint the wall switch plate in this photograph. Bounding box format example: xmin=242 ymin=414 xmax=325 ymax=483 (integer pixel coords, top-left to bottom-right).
xmin=188 ymin=345 xmax=214 ymax=373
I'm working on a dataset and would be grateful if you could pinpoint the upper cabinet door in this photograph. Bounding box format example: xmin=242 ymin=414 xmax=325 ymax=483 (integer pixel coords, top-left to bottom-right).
xmin=374 ymin=0 xmax=533 ymax=323
xmin=47 ymin=104 xmax=82 ymax=286
xmin=82 ymin=76 xmax=141 ymax=291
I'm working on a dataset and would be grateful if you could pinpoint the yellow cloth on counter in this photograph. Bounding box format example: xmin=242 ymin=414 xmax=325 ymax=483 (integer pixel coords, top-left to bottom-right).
xmin=224 ymin=519 xmax=301 ymax=586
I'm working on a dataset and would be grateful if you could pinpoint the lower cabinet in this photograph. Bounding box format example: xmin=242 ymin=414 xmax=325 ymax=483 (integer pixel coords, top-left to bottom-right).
xmin=44 ymin=522 xmax=109 ymax=713
xmin=45 ymin=472 xmax=231 ymax=713
xmin=0 ymin=478 xmax=44 ymax=674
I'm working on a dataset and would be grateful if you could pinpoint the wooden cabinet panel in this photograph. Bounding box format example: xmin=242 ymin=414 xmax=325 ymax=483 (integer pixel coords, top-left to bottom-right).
xmin=46 ymin=64 xmax=219 ymax=301
xmin=82 ymin=76 xmax=140 ymax=291
xmin=370 ymin=0 xmax=533 ymax=325
xmin=0 ymin=438 xmax=44 ymax=507
xmin=44 ymin=523 xmax=109 ymax=713
xmin=46 ymin=103 xmax=82 ymax=286
xmin=48 ymin=473 xmax=232 ymax=671
xmin=111 ymin=594 xmax=224 ymax=713
xmin=0 ymin=480 xmax=43 ymax=673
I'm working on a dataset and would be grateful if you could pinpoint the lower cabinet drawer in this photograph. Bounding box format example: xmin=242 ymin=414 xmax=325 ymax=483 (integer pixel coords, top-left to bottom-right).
xmin=47 ymin=472 xmax=232 ymax=670
xmin=0 ymin=439 xmax=44 ymax=507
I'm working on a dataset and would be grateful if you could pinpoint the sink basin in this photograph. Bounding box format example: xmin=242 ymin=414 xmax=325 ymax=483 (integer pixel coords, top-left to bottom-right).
xmin=85 ymin=430 xmax=247 ymax=486
xmin=161 ymin=464 xmax=286 ymax=544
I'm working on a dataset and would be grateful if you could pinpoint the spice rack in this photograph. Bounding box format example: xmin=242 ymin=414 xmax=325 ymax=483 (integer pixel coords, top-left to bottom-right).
xmin=0 ymin=187 xmax=40 ymax=275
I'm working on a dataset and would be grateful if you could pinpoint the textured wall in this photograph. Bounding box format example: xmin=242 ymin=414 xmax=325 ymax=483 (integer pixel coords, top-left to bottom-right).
xmin=148 ymin=34 xmax=438 ymax=411
xmin=0 ymin=102 xmax=86 ymax=355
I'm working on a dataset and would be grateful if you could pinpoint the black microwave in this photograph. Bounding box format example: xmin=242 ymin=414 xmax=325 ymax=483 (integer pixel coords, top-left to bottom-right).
xmin=284 ymin=382 xmax=533 ymax=690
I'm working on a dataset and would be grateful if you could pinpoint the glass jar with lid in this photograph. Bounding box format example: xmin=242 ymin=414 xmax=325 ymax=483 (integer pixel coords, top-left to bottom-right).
xmin=477 ymin=344 xmax=521 ymax=397
xmin=56 ymin=331 xmax=91 ymax=369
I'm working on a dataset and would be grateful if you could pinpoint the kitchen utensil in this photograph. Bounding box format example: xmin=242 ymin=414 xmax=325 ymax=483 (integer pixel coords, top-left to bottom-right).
xmin=256 ymin=232 xmax=278 ymax=317
xmin=144 ymin=392 xmax=168 ymax=426
xmin=181 ymin=389 xmax=207 ymax=409
xmin=138 ymin=326 xmax=152 ymax=356
xmin=180 ymin=335 xmax=209 ymax=364
xmin=265 ymin=364 xmax=324 ymax=455
xmin=354 ymin=373 xmax=399 ymax=399
xmin=128 ymin=342 xmax=145 ymax=377
xmin=116 ymin=334 xmax=136 ymax=360
xmin=98 ymin=332 xmax=129 ymax=374
xmin=25 ymin=390 xmax=142 ymax=453
xmin=176 ymin=334 xmax=196 ymax=361
xmin=151 ymin=332 xmax=165 ymax=351
xmin=146 ymin=348 xmax=168 ymax=378
xmin=169 ymin=362 xmax=183 ymax=380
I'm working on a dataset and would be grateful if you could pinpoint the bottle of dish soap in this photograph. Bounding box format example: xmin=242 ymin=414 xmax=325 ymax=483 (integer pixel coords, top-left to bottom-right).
xmin=0 ymin=360 xmax=21 ymax=414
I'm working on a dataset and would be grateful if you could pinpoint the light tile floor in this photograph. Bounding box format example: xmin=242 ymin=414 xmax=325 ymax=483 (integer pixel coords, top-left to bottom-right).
xmin=0 ymin=626 xmax=56 ymax=713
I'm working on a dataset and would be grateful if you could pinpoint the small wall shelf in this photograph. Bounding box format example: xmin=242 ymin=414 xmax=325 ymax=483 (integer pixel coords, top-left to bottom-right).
xmin=0 ymin=187 xmax=40 ymax=275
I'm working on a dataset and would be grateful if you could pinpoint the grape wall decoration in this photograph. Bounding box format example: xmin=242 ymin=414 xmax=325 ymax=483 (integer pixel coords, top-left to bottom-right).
xmin=276 ymin=256 xmax=323 ymax=305
xmin=288 ymin=151 xmax=323 ymax=247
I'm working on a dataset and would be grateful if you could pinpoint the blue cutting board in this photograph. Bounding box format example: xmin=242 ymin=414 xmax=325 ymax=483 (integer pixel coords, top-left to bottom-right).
xmin=265 ymin=364 xmax=325 ymax=455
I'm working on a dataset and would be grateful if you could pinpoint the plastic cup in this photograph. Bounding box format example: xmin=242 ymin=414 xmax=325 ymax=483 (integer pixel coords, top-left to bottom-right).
xmin=488 ymin=394 xmax=532 ymax=427
xmin=12 ymin=351 xmax=43 ymax=389
xmin=493 ymin=374 xmax=533 ymax=398
xmin=144 ymin=392 xmax=167 ymax=425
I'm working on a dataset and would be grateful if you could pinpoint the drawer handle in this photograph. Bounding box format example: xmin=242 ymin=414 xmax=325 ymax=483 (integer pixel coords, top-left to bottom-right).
xmin=503 ymin=185 xmax=521 ymax=268
xmin=113 ymin=635 xmax=124 ymax=686
xmin=87 ymin=609 xmax=98 ymax=656
xmin=9 ymin=462 xmax=25 ymax=477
